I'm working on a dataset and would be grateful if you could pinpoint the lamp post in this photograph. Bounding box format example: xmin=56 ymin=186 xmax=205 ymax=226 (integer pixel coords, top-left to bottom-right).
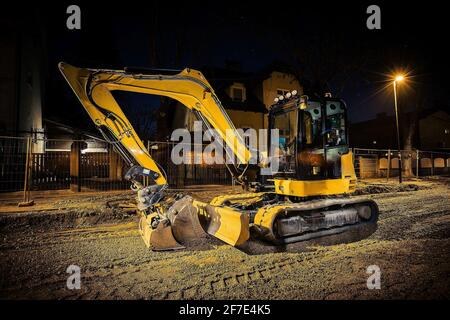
xmin=393 ymin=75 xmax=404 ymax=183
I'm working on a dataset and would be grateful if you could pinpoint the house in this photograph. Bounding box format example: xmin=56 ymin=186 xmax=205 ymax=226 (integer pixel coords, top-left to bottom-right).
xmin=349 ymin=108 xmax=450 ymax=151
xmin=418 ymin=109 xmax=450 ymax=150
xmin=349 ymin=112 xmax=398 ymax=149
xmin=161 ymin=65 xmax=303 ymax=139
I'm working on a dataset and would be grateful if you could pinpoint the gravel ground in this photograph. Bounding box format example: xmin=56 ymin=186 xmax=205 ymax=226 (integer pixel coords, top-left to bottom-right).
xmin=0 ymin=179 xmax=449 ymax=300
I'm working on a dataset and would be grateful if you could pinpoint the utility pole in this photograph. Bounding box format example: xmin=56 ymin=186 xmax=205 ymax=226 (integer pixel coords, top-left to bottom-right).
xmin=393 ymin=77 xmax=403 ymax=183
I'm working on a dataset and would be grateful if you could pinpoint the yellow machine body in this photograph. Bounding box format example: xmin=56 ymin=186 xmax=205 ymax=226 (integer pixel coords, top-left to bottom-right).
xmin=59 ymin=62 xmax=378 ymax=251
xmin=273 ymin=152 xmax=357 ymax=197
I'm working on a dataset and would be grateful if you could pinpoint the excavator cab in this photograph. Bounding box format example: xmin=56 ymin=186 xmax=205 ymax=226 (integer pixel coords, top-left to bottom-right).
xmin=270 ymin=96 xmax=349 ymax=181
xmin=267 ymin=95 xmax=358 ymax=198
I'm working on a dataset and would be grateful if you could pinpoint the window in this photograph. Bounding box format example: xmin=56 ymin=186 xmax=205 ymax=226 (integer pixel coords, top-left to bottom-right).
xmin=273 ymin=110 xmax=297 ymax=154
xmin=325 ymin=102 xmax=347 ymax=147
xmin=232 ymin=87 xmax=243 ymax=101
xmin=230 ymin=83 xmax=246 ymax=102
xmin=273 ymin=109 xmax=298 ymax=173
xmin=302 ymin=108 xmax=322 ymax=149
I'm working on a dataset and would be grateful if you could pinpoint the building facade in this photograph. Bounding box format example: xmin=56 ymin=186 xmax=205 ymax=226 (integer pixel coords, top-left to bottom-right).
xmin=164 ymin=68 xmax=303 ymax=138
xmin=349 ymin=109 xmax=450 ymax=151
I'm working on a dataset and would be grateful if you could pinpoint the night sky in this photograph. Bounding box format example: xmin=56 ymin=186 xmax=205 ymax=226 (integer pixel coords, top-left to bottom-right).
xmin=16 ymin=1 xmax=449 ymax=128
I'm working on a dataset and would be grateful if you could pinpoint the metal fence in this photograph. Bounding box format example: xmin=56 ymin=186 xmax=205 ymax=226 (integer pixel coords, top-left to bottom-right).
xmin=0 ymin=136 xmax=232 ymax=193
xmin=0 ymin=137 xmax=29 ymax=192
xmin=0 ymin=136 xmax=133 ymax=192
xmin=1 ymin=136 xmax=449 ymax=193
xmin=148 ymin=141 xmax=232 ymax=187
xmin=353 ymin=148 xmax=450 ymax=179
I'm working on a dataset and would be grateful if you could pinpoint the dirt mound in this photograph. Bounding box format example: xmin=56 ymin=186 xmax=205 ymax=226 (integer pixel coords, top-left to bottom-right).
xmin=354 ymin=182 xmax=427 ymax=195
xmin=0 ymin=206 xmax=136 ymax=234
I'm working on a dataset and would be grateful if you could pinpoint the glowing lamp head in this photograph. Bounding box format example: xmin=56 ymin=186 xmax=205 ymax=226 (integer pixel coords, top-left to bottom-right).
xmin=299 ymin=95 xmax=308 ymax=110
xmin=395 ymin=75 xmax=404 ymax=82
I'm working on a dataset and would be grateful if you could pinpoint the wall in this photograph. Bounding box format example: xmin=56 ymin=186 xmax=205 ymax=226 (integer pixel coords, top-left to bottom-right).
xmin=171 ymin=107 xmax=267 ymax=143
xmin=419 ymin=111 xmax=450 ymax=149
xmin=0 ymin=25 xmax=18 ymax=134
xmin=227 ymin=109 xmax=267 ymax=131
xmin=0 ymin=15 xmax=45 ymax=153
xmin=17 ymin=30 xmax=44 ymax=140
xmin=261 ymin=71 xmax=303 ymax=109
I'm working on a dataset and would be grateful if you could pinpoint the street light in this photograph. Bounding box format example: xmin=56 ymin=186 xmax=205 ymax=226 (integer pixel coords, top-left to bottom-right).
xmin=393 ymin=74 xmax=404 ymax=183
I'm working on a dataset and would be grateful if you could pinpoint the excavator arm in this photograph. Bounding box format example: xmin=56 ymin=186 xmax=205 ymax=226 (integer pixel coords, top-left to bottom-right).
xmin=58 ymin=62 xmax=253 ymax=188
xmin=59 ymin=62 xmax=257 ymax=250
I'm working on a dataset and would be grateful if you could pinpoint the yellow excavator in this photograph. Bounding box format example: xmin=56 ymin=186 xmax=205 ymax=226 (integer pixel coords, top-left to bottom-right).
xmin=59 ymin=62 xmax=378 ymax=251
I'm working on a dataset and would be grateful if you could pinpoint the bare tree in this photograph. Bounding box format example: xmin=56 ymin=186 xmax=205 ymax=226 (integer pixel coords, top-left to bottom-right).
xmin=401 ymin=85 xmax=427 ymax=177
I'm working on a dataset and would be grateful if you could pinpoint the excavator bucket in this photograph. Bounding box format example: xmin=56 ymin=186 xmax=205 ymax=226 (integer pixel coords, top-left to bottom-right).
xmin=166 ymin=196 xmax=208 ymax=244
xmin=139 ymin=196 xmax=250 ymax=250
xmin=138 ymin=197 xmax=209 ymax=251
xmin=138 ymin=213 xmax=184 ymax=251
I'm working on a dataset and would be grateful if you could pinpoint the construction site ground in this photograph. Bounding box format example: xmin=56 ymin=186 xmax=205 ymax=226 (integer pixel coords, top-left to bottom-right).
xmin=0 ymin=177 xmax=449 ymax=299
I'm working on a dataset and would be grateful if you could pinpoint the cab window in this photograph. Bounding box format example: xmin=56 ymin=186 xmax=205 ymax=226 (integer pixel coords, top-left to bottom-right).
xmin=325 ymin=102 xmax=346 ymax=147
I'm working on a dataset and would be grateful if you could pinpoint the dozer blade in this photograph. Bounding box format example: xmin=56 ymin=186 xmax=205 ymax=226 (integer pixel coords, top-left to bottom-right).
xmin=194 ymin=201 xmax=250 ymax=246
xmin=138 ymin=213 xmax=184 ymax=251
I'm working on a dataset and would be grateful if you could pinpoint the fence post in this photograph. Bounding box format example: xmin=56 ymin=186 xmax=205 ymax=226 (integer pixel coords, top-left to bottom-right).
xmin=416 ymin=150 xmax=419 ymax=178
xmin=109 ymin=147 xmax=120 ymax=182
xmin=431 ymin=152 xmax=434 ymax=176
xmin=18 ymin=136 xmax=34 ymax=206
xmin=387 ymin=149 xmax=391 ymax=182
xmin=70 ymin=141 xmax=82 ymax=192
xmin=376 ymin=153 xmax=380 ymax=178
xmin=23 ymin=137 xmax=30 ymax=201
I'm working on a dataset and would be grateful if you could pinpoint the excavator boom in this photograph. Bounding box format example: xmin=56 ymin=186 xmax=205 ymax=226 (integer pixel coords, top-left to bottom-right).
xmin=59 ymin=62 xmax=253 ymax=186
